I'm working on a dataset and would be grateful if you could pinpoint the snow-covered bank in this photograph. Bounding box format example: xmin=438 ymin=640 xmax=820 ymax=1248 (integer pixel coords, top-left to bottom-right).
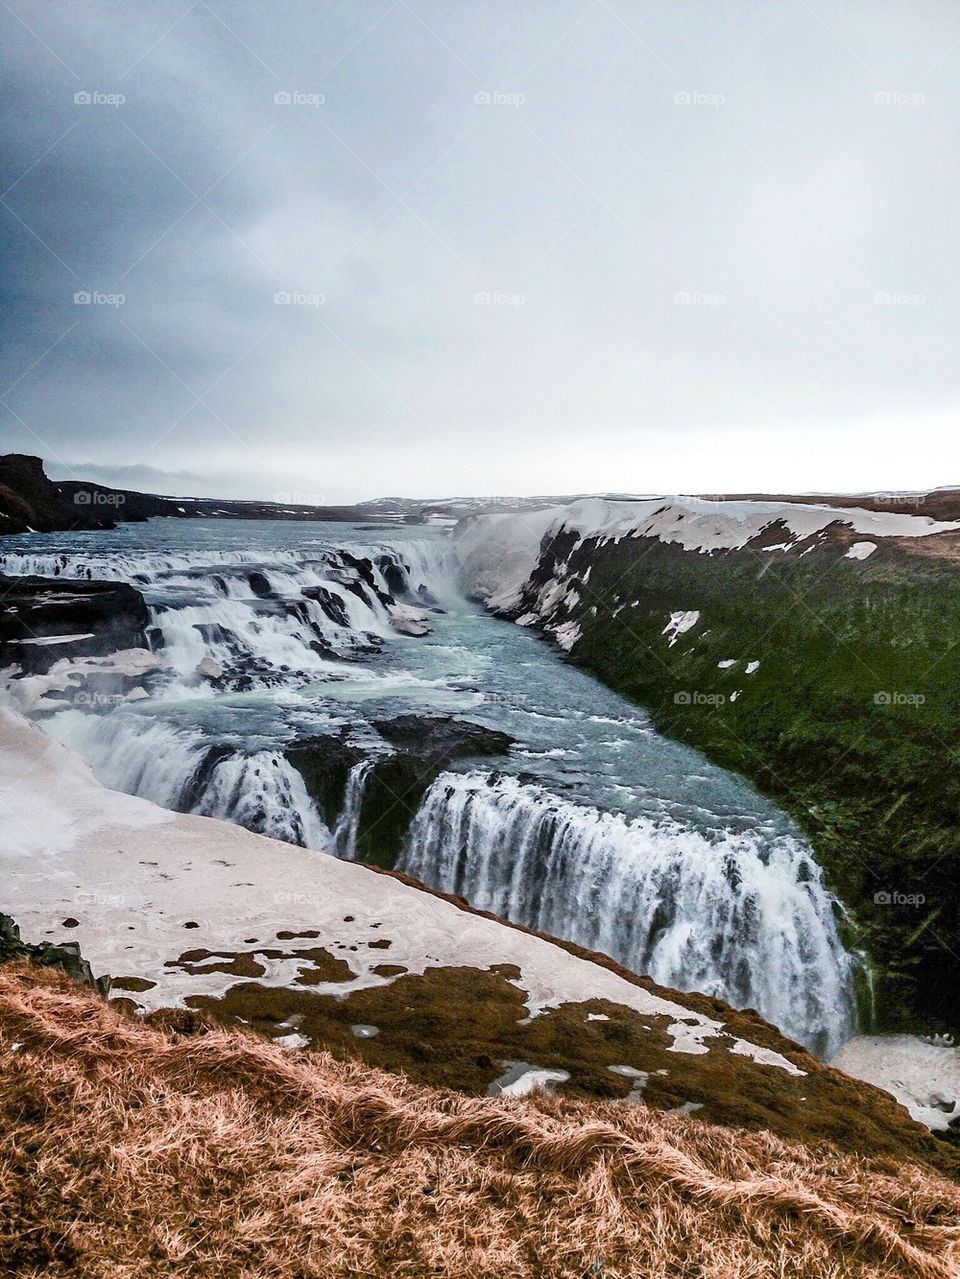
xmin=0 ymin=705 xmax=805 ymax=1073
xmin=544 ymin=496 xmax=960 ymax=552
xmin=454 ymin=495 xmax=960 ymax=610
xmin=832 ymin=1035 xmax=960 ymax=1131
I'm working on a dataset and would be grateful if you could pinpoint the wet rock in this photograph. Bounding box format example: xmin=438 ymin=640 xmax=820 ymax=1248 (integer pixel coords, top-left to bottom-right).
xmin=340 ymin=552 xmax=394 ymax=608
xmin=246 ymin=571 xmax=274 ymax=599
xmin=389 ymin=609 xmax=431 ymax=637
xmin=179 ymin=743 xmax=235 ymax=812
xmin=349 ymin=718 xmax=512 ymax=868
xmin=285 ymin=733 xmax=363 ymax=827
xmin=0 ymin=575 xmax=150 ymax=675
xmin=196 ymin=655 xmax=224 ymax=680
xmin=286 ymin=716 xmax=514 ymax=870
xmin=301 ymin=586 xmax=351 ymax=628
xmin=376 ymin=556 xmax=408 ymax=599
xmin=371 ymin=715 xmax=513 ymax=760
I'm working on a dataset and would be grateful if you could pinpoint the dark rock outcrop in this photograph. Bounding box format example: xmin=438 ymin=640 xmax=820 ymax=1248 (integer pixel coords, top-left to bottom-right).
xmin=286 ymin=733 xmax=363 ymax=828
xmin=0 ymin=574 xmax=150 ymax=674
xmin=355 ymin=717 xmax=513 ymax=867
xmin=0 ymin=913 xmax=109 ymax=994
xmin=0 ymin=453 xmax=387 ymax=537
xmin=287 ymin=716 xmax=514 ymax=869
xmin=0 ymin=455 xmax=126 ymax=534
xmin=370 ymin=715 xmax=512 ymax=759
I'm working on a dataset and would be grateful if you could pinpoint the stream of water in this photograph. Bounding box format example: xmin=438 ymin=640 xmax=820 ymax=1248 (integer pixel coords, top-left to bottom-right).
xmin=0 ymin=518 xmax=858 ymax=1055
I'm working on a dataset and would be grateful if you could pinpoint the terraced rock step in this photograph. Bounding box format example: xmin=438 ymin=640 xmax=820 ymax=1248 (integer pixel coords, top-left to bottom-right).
xmin=287 ymin=716 xmax=514 ymax=868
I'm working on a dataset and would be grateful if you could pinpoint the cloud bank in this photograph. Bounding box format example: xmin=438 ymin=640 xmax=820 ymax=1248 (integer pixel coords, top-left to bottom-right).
xmin=2 ymin=0 xmax=959 ymax=500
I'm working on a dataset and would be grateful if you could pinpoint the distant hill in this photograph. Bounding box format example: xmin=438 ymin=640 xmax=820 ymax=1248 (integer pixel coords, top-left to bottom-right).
xmin=5 ymin=452 xmax=960 ymax=537
xmin=0 ymin=456 xmax=659 ymax=535
xmin=0 ymin=455 xmax=369 ymax=534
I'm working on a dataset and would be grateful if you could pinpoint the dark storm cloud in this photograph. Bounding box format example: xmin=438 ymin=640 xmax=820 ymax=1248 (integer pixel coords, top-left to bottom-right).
xmin=2 ymin=1 xmax=960 ymax=500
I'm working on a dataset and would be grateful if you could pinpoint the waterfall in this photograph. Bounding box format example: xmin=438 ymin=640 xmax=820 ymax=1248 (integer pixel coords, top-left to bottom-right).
xmin=0 ymin=541 xmax=450 ymax=688
xmin=44 ymin=710 xmax=331 ymax=850
xmin=194 ymin=750 xmax=330 ymax=848
xmin=7 ymin=529 xmax=860 ymax=1055
xmin=333 ymin=759 xmax=374 ymax=859
xmin=402 ymin=771 xmax=857 ymax=1057
xmin=43 ymin=710 xmax=211 ymax=812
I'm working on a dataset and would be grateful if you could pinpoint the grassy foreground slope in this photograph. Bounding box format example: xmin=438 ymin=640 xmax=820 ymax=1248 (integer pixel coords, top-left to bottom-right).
xmin=511 ymin=528 xmax=960 ymax=1034
xmin=3 ymin=965 xmax=960 ymax=1279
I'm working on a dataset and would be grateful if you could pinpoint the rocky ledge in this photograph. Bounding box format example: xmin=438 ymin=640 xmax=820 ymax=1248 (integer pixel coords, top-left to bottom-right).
xmin=287 ymin=715 xmax=514 ymax=867
xmin=0 ymin=913 xmax=108 ymax=995
xmin=0 ymin=574 xmax=150 ymax=675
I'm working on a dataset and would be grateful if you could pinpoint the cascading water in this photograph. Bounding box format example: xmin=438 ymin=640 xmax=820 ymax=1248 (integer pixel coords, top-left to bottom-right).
xmin=1 ymin=518 xmax=859 ymax=1056
xmin=194 ymin=750 xmax=330 ymax=847
xmin=333 ymin=760 xmax=374 ymax=859
xmin=402 ymin=771 xmax=856 ymax=1057
xmin=0 ymin=538 xmax=451 ymax=688
xmin=43 ymin=709 xmax=332 ymax=849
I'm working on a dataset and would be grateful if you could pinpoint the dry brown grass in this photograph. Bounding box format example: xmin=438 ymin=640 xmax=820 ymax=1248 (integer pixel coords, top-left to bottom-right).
xmin=2 ymin=965 xmax=960 ymax=1279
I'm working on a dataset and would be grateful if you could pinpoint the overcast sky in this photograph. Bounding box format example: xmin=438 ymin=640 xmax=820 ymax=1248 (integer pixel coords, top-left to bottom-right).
xmin=2 ymin=1 xmax=960 ymax=501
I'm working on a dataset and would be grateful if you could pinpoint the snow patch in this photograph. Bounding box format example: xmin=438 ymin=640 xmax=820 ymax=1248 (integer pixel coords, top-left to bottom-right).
xmin=832 ymin=1034 xmax=960 ymax=1131
xmin=846 ymin=541 xmax=877 ymax=560
xmin=550 ymin=620 xmax=582 ymax=652
xmin=10 ymin=633 xmax=95 ymax=646
xmin=662 ymin=611 xmax=700 ymax=646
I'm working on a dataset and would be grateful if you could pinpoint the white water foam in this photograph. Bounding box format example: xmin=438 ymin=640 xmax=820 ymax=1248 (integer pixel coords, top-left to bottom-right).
xmin=402 ymin=771 xmax=856 ymax=1056
xmin=0 ymin=541 xmax=451 ymax=688
xmin=43 ymin=709 xmax=330 ymax=849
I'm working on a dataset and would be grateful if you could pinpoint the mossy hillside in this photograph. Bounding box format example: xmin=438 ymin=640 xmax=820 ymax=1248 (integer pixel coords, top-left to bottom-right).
xmin=178 ymin=952 xmax=960 ymax=1172
xmin=527 ymin=535 xmax=960 ymax=1034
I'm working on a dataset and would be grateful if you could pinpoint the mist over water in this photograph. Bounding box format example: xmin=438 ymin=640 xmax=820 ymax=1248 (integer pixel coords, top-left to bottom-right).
xmin=1 ymin=519 xmax=857 ymax=1054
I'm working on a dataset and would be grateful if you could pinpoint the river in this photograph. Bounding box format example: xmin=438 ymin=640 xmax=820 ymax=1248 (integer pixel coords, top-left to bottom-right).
xmin=0 ymin=517 xmax=857 ymax=1055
